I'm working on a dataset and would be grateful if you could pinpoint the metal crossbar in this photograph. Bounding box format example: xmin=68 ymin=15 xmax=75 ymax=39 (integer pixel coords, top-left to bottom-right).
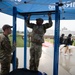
xmin=18 ymin=10 xmax=55 ymax=16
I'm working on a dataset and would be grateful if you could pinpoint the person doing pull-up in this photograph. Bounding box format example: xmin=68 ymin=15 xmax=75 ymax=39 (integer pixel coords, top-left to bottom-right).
xmin=26 ymin=13 xmax=53 ymax=71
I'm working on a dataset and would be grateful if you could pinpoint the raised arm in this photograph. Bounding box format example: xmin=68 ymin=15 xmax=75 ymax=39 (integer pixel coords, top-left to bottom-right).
xmin=25 ymin=14 xmax=35 ymax=28
xmin=43 ymin=13 xmax=53 ymax=29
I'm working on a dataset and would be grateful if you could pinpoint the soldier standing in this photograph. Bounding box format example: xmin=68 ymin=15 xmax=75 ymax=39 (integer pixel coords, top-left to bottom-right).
xmin=0 ymin=24 xmax=18 ymax=75
xmin=26 ymin=13 xmax=52 ymax=71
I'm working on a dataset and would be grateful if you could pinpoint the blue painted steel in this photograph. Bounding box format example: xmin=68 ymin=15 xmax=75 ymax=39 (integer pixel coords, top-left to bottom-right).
xmin=0 ymin=0 xmax=75 ymax=20
xmin=53 ymin=3 xmax=60 ymax=75
xmin=18 ymin=10 xmax=55 ymax=20
xmin=24 ymin=16 xmax=27 ymax=68
xmin=12 ymin=7 xmax=17 ymax=70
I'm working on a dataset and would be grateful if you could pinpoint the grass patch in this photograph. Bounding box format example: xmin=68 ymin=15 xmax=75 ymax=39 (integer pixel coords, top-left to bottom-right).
xmin=9 ymin=35 xmax=29 ymax=47
xmin=45 ymin=39 xmax=54 ymax=43
xmin=9 ymin=35 xmax=54 ymax=47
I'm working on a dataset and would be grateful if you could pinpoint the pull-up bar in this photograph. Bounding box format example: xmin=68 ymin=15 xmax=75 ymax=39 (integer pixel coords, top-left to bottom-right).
xmin=18 ymin=10 xmax=56 ymax=16
xmin=12 ymin=3 xmax=60 ymax=75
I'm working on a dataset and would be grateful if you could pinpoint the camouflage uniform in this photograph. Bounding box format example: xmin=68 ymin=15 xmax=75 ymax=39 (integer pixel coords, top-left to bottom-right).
xmin=26 ymin=16 xmax=52 ymax=71
xmin=0 ymin=34 xmax=18 ymax=75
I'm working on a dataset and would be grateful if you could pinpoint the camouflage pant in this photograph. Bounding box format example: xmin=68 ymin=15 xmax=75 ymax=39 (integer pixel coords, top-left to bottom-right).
xmin=1 ymin=55 xmax=18 ymax=75
xmin=29 ymin=42 xmax=42 ymax=71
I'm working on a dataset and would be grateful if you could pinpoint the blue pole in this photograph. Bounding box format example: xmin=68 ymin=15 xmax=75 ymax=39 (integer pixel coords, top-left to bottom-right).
xmin=12 ymin=7 xmax=17 ymax=70
xmin=24 ymin=16 xmax=27 ymax=68
xmin=53 ymin=3 xmax=60 ymax=75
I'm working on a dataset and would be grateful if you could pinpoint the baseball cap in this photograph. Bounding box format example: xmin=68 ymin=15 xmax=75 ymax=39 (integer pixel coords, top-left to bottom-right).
xmin=2 ymin=24 xmax=13 ymax=31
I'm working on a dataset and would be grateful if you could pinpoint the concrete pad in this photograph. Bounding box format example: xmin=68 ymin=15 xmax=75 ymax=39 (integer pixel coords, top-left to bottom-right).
xmin=0 ymin=45 xmax=75 ymax=75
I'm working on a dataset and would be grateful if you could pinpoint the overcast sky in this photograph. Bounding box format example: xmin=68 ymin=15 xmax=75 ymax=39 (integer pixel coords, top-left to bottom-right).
xmin=0 ymin=12 xmax=75 ymax=32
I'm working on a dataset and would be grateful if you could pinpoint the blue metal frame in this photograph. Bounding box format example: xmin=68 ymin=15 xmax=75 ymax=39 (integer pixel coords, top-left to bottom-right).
xmin=12 ymin=7 xmax=17 ymax=70
xmin=53 ymin=3 xmax=60 ymax=75
xmin=24 ymin=16 xmax=27 ymax=68
xmin=12 ymin=5 xmax=60 ymax=75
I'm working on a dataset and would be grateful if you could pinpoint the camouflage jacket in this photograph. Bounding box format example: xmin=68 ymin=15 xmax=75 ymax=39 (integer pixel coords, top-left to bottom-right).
xmin=0 ymin=34 xmax=15 ymax=61
xmin=26 ymin=16 xmax=52 ymax=44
